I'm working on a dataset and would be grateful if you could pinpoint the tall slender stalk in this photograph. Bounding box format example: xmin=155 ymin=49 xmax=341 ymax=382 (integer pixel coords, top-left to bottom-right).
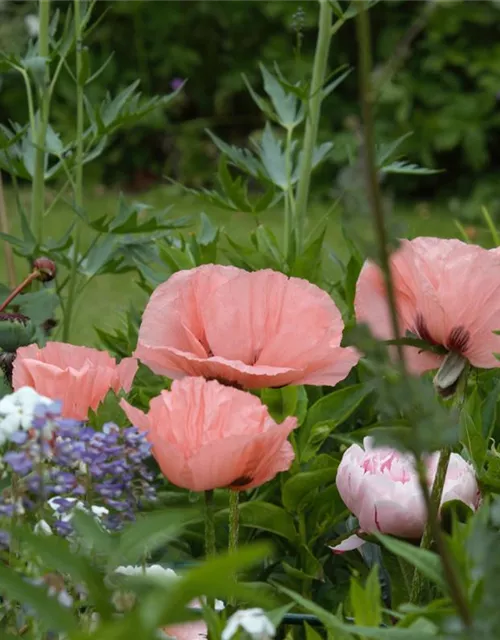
xmin=228 ymin=490 xmax=239 ymax=554
xmin=63 ymin=0 xmax=85 ymax=341
xmin=294 ymin=0 xmax=333 ymax=254
xmin=31 ymin=0 xmax=51 ymax=247
xmin=413 ymin=457 xmax=472 ymax=627
xmin=356 ymin=3 xmax=404 ymax=364
xmin=410 ymin=368 xmax=470 ymax=603
xmin=356 ymin=3 xmax=472 ymax=629
xmin=283 ymin=127 xmax=295 ymax=264
xmin=204 ymin=490 xmax=216 ymax=559
xmin=0 ymin=172 xmax=16 ymax=287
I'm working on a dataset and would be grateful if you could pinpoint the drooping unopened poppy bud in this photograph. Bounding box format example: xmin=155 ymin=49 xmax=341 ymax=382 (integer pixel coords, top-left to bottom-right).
xmin=32 ymin=257 xmax=56 ymax=283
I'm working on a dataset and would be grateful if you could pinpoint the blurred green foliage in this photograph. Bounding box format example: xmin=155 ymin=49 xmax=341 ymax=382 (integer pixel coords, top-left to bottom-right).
xmin=1 ymin=0 xmax=500 ymax=201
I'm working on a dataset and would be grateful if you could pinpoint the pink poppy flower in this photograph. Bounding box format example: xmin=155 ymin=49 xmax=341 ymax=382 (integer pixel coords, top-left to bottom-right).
xmin=120 ymin=376 xmax=297 ymax=491
xmin=355 ymin=237 xmax=500 ymax=382
xmin=12 ymin=342 xmax=137 ymax=420
xmin=134 ymin=265 xmax=359 ymax=389
xmin=331 ymin=438 xmax=480 ymax=553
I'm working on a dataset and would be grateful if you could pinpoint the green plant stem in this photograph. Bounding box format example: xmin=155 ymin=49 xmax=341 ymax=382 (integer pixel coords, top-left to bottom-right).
xmin=294 ymin=0 xmax=333 ymax=255
xmin=298 ymin=513 xmax=311 ymax=598
xmin=204 ymin=490 xmax=216 ymax=559
xmin=413 ymin=457 xmax=472 ymax=627
xmin=410 ymin=368 xmax=470 ymax=604
xmin=63 ymin=0 xmax=85 ymax=342
xmin=228 ymin=490 xmax=239 ymax=554
xmin=31 ymin=0 xmax=51 ymax=247
xmin=283 ymin=126 xmax=295 ymax=264
xmin=356 ymin=3 xmax=471 ymax=629
xmin=356 ymin=4 xmax=404 ymax=366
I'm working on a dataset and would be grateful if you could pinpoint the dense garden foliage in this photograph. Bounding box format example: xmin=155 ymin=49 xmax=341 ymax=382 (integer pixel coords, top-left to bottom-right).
xmin=1 ymin=0 xmax=500 ymax=208
xmin=1 ymin=1 xmax=500 ymax=639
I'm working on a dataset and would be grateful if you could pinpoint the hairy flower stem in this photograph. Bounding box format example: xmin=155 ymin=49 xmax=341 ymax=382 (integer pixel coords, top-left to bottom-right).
xmin=294 ymin=0 xmax=333 ymax=255
xmin=410 ymin=368 xmax=470 ymax=604
xmin=299 ymin=513 xmax=312 ymax=598
xmin=63 ymin=0 xmax=85 ymax=342
xmin=0 ymin=270 xmax=41 ymax=312
xmin=356 ymin=4 xmax=405 ymax=366
xmin=413 ymin=457 xmax=472 ymax=627
xmin=228 ymin=490 xmax=239 ymax=554
xmin=356 ymin=4 xmax=472 ymax=629
xmin=204 ymin=490 xmax=216 ymax=559
xmin=31 ymin=0 xmax=51 ymax=247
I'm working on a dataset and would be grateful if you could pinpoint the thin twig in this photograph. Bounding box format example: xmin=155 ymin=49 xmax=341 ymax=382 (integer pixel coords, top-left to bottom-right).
xmin=0 ymin=172 xmax=16 ymax=287
xmin=356 ymin=3 xmax=405 ymax=368
xmin=356 ymin=3 xmax=472 ymax=629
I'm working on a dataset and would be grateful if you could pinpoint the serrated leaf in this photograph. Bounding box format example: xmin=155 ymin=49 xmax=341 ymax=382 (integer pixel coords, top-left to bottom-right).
xmin=373 ymin=534 xmax=446 ymax=591
xmin=259 ymin=63 xmax=300 ymax=127
xmin=380 ymin=161 xmax=441 ymax=175
xmin=0 ymin=563 xmax=78 ymax=633
xmin=299 ymin=384 xmax=373 ymax=456
xmin=237 ymin=501 xmax=299 ymax=543
xmin=111 ymin=509 xmax=202 ymax=567
xmin=282 ymin=467 xmax=338 ymax=513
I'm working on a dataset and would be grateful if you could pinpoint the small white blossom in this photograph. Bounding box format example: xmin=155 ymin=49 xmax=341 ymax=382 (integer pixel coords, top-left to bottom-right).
xmin=222 ymin=609 xmax=276 ymax=640
xmin=34 ymin=519 xmax=53 ymax=536
xmin=0 ymin=387 xmax=53 ymax=444
xmin=48 ymin=497 xmax=109 ymax=523
xmin=24 ymin=14 xmax=40 ymax=37
xmin=115 ymin=564 xmax=178 ymax=582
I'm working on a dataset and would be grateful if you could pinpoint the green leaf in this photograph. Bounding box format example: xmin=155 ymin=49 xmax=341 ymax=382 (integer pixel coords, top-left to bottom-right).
xmin=322 ymin=67 xmax=352 ymax=99
xmin=299 ymin=384 xmax=373 ymax=456
xmin=0 ymin=563 xmax=78 ymax=632
xmin=350 ymin=565 xmax=382 ymax=628
xmin=80 ymin=235 xmax=117 ymax=277
xmin=256 ymin=123 xmax=288 ymax=190
xmin=482 ymin=380 xmax=500 ymax=440
xmin=259 ymin=63 xmax=300 ymax=127
xmin=71 ymin=510 xmax=115 ymax=557
xmin=148 ymin=543 xmax=275 ymax=628
xmin=237 ymin=501 xmax=299 ymax=543
xmin=111 ymin=509 xmax=203 ymax=567
xmin=460 ymin=409 xmax=487 ymax=472
xmin=282 ymin=467 xmax=338 ymax=513
xmin=290 ymin=225 xmax=326 ymax=284
xmin=16 ymin=288 xmax=59 ymax=328
xmin=277 ymin=585 xmax=436 ymax=639
xmin=380 ymin=161 xmax=441 ymax=175
xmin=373 ymin=534 xmax=446 ymax=591
xmin=385 ymin=335 xmax=447 ymax=355
xmin=253 ymin=224 xmax=284 ymax=269
xmin=261 ymin=385 xmax=308 ymax=425
xmin=275 ymin=584 xmax=347 ymax=635
xmin=19 ymin=529 xmax=114 ymax=619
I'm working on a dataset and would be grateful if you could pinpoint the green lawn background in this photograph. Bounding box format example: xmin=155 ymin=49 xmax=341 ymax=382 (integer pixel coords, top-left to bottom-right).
xmin=0 ymin=185 xmax=487 ymax=346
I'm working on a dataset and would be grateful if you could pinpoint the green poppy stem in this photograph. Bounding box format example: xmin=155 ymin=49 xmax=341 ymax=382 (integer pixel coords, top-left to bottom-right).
xmin=204 ymin=489 xmax=216 ymax=559
xmin=228 ymin=490 xmax=239 ymax=554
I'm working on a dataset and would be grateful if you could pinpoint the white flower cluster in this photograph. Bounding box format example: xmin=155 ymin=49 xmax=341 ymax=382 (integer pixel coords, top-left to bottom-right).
xmin=24 ymin=14 xmax=40 ymax=37
xmin=222 ymin=609 xmax=276 ymax=640
xmin=0 ymin=387 xmax=53 ymax=445
xmin=35 ymin=498 xmax=110 ymax=536
xmin=115 ymin=564 xmax=178 ymax=583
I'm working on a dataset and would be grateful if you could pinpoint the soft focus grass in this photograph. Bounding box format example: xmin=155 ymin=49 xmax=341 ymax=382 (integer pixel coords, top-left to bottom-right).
xmin=0 ymin=184 xmax=487 ymax=346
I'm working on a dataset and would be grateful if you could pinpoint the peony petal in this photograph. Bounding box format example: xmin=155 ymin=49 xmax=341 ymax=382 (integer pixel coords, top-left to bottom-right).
xmin=330 ymin=534 xmax=365 ymax=554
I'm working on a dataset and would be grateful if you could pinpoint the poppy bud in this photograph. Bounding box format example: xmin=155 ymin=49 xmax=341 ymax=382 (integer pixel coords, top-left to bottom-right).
xmin=32 ymin=257 xmax=56 ymax=282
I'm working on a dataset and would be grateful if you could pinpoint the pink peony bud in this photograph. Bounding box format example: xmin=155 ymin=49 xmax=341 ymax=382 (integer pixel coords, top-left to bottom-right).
xmin=331 ymin=437 xmax=480 ymax=553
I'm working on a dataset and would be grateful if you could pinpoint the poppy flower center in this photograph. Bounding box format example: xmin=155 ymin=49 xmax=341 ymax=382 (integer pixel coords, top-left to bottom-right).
xmin=413 ymin=313 xmax=470 ymax=356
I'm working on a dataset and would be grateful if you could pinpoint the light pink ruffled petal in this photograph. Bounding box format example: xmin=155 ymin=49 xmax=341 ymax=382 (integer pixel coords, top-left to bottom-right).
xmin=120 ymin=377 xmax=297 ymax=492
xmin=330 ymin=534 xmax=365 ymax=554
